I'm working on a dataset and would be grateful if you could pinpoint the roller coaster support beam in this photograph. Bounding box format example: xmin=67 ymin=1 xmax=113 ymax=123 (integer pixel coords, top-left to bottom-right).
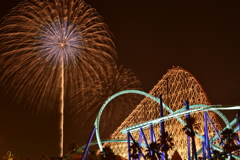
xmin=236 ymin=111 xmax=240 ymax=133
xmin=139 ymin=130 xmax=143 ymax=150
xmin=237 ymin=111 xmax=240 ymax=131
xmin=159 ymin=94 xmax=166 ymax=160
xmin=140 ymin=127 xmax=150 ymax=149
xmin=202 ymin=136 xmax=206 ymax=159
xmin=185 ymin=101 xmax=191 ymax=160
xmin=206 ymin=113 xmax=223 ymax=146
xmin=185 ymin=100 xmax=198 ymax=160
xmin=159 ymin=95 xmax=165 ymax=134
xmin=127 ymin=131 xmax=131 ymax=160
xmin=203 ymin=111 xmax=211 ymax=159
xmin=81 ymin=126 xmax=96 ymax=160
xmin=127 ymin=131 xmax=145 ymax=160
xmin=236 ymin=112 xmax=240 ymax=148
xmin=150 ymin=124 xmax=156 ymax=144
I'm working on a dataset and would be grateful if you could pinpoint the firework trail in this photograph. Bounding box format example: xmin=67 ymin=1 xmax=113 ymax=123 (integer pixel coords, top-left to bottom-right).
xmin=0 ymin=0 xmax=116 ymax=156
xmin=73 ymin=65 xmax=143 ymax=140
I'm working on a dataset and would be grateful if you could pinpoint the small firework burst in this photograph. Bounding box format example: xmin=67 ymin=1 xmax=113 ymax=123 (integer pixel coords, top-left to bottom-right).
xmin=73 ymin=65 xmax=143 ymax=138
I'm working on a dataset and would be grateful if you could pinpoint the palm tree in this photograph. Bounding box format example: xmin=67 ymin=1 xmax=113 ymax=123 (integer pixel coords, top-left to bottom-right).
xmin=145 ymin=141 xmax=161 ymax=160
xmin=182 ymin=117 xmax=197 ymax=160
xmin=88 ymin=150 xmax=99 ymax=160
xmin=182 ymin=117 xmax=195 ymax=137
xmin=160 ymin=132 xmax=174 ymax=160
xmin=65 ymin=141 xmax=80 ymax=156
xmin=129 ymin=142 xmax=144 ymax=160
xmin=210 ymin=128 xmax=240 ymax=160
xmin=99 ymin=145 xmax=117 ymax=160
xmin=221 ymin=128 xmax=239 ymax=159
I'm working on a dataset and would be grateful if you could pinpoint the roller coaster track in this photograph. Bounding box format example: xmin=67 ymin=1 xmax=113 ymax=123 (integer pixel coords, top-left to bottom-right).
xmin=92 ymin=90 xmax=240 ymax=159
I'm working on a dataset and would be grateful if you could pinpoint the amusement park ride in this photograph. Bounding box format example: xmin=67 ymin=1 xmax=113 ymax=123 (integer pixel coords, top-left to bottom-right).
xmin=79 ymin=67 xmax=240 ymax=160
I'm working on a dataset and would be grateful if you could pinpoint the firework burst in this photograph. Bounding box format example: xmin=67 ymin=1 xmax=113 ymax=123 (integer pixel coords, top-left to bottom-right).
xmin=0 ymin=0 xmax=116 ymax=156
xmin=73 ymin=65 xmax=143 ymax=139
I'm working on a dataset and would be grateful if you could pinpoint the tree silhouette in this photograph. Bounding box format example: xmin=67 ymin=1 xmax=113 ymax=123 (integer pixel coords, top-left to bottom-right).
xmin=182 ymin=117 xmax=195 ymax=137
xmin=145 ymin=141 xmax=161 ymax=160
xmin=210 ymin=128 xmax=240 ymax=160
xmin=129 ymin=142 xmax=143 ymax=160
xmin=221 ymin=128 xmax=239 ymax=159
xmin=182 ymin=117 xmax=197 ymax=159
xmin=160 ymin=132 xmax=174 ymax=160
xmin=88 ymin=150 xmax=99 ymax=160
xmin=65 ymin=141 xmax=80 ymax=156
xmin=99 ymin=145 xmax=117 ymax=160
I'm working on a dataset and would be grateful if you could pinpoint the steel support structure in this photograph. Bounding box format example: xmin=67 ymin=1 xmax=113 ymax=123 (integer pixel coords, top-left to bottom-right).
xmin=87 ymin=87 xmax=240 ymax=160
xmin=159 ymin=94 xmax=166 ymax=160
xmin=236 ymin=112 xmax=240 ymax=145
xmin=81 ymin=126 xmax=96 ymax=160
xmin=185 ymin=100 xmax=198 ymax=160
xmin=127 ymin=131 xmax=146 ymax=160
xmin=127 ymin=124 xmax=165 ymax=160
xmin=203 ymin=111 xmax=211 ymax=159
xmin=236 ymin=111 xmax=240 ymax=156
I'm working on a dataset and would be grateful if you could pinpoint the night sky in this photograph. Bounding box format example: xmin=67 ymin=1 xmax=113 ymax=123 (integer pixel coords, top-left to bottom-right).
xmin=0 ymin=0 xmax=240 ymax=159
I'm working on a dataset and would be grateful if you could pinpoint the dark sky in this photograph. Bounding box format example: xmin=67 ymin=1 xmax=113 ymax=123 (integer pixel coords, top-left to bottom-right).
xmin=0 ymin=0 xmax=240 ymax=159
